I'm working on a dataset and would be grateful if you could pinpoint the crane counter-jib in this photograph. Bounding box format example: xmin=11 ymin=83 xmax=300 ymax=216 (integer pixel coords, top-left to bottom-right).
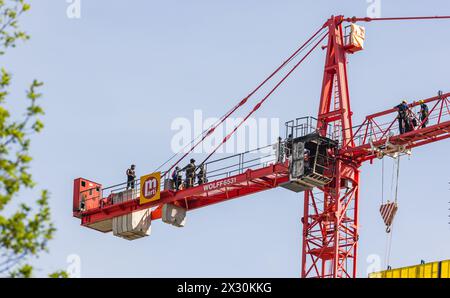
xmin=75 ymin=160 xmax=291 ymax=231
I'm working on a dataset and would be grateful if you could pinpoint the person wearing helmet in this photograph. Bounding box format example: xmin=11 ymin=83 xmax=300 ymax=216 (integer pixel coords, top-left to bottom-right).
xmin=126 ymin=164 xmax=136 ymax=190
xmin=182 ymin=158 xmax=196 ymax=188
xmin=395 ymin=100 xmax=409 ymax=134
xmin=418 ymin=99 xmax=429 ymax=128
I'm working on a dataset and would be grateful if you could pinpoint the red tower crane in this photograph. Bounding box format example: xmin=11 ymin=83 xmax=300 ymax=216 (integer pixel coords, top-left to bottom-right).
xmin=72 ymin=15 xmax=450 ymax=278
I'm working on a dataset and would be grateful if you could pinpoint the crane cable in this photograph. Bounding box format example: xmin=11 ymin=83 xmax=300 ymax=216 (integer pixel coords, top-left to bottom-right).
xmin=160 ymin=16 xmax=450 ymax=177
xmin=345 ymin=15 xmax=450 ymax=23
xmin=162 ymin=24 xmax=328 ymax=176
xmin=381 ymin=158 xmax=384 ymax=204
xmin=198 ymin=30 xmax=329 ymax=167
xmin=154 ymin=102 xmax=241 ymax=173
xmin=384 ymin=156 xmax=401 ymax=268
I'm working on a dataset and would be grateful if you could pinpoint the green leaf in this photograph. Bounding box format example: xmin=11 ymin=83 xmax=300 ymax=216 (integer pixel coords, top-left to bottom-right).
xmin=22 ymin=4 xmax=30 ymax=12
xmin=49 ymin=270 xmax=69 ymax=278
xmin=0 ymin=0 xmax=62 ymax=277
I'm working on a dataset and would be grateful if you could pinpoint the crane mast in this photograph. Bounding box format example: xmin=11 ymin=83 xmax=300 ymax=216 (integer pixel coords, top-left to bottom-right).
xmin=302 ymin=15 xmax=359 ymax=278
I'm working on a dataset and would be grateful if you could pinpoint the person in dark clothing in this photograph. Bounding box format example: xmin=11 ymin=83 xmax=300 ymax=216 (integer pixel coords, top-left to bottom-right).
xmin=171 ymin=166 xmax=182 ymax=190
xmin=182 ymin=158 xmax=196 ymax=188
xmin=285 ymin=134 xmax=293 ymax=158
xmin=395 ymin=100 xmax=409 ymax=134
xmin=126 ymin=164 xmax=136 ymax=190
xmin=276 ymin=137 xmax=283 ymax=163
xmin=411 ymin=116 xmax=418 ymax=129
xmin=404 ymin=109 xmax=414 ymax=133
xmin=418 ymin=100 xmax=429 ymax=128
xmin=197 ymin=165 xmax=207 ymax=185
xmin=79 ymin=196 xmax=86 ymax=212
xmin=303 ymin=149 xmax=311 ymax=175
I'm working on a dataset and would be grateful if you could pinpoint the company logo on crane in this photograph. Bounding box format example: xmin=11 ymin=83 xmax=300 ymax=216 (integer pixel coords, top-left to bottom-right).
xmin=140 ymin=172 xmax=161 ymax=204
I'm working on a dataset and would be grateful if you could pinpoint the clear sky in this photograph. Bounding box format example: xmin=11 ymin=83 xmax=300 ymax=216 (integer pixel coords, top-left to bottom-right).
xmin=5 ymin=0 xmax=450 ymax=277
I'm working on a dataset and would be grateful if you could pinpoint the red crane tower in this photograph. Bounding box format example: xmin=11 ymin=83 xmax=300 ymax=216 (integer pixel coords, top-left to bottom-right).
xmin=72 ymin=15 xmax=450 ymax=278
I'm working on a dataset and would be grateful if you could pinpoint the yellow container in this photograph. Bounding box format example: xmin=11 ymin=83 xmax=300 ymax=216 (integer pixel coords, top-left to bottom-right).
xmin=440 ymin=260 xmax=450 ymax=278
xmin=368 ymin=272 xmax=383 ymax=278
xmin=369 ymin=260 xmax=448 ymax=278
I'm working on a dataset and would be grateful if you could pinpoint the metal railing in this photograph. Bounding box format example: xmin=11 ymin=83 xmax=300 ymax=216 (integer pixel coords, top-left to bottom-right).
xmin=285 ymin=94 xmax=450 ymax=150
xmin=200 ymin=144 xmax=277 ymax=181
xmin=286 ymin=116 xmax=317 ymax=139
xmin=78 ymin=142 xmax=283 ymax=212
xmin=77 ymin=180 xmax=142 ymax=213
xmin=285 ymin=116 xmax=337 ymax=142
xmin=346 ymin=94 xmax=450 ymax=149
xmin=285 ymin=116 xmax=336 ymax=140
xmin=78 ymin=95 xmax=449 ymax=213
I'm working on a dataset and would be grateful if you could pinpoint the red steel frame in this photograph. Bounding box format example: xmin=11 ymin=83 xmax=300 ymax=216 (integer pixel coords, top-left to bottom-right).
xmin=77 ymin=161 xmax=291 ymax=227
xmin=301 ymin=16 xmax=450 ymax=278
xmin=302 ymin=15 xmax=359 ymax=278
xmin=342 ymin=92 xmax=450 ymax=162
xmin=73 ymin=14 xmax=450 ymax=278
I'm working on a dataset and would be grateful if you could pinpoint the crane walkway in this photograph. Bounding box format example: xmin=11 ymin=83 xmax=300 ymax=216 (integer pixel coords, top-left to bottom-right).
xmin=73 ymin=92 xmax=449 ymax=233
xmin=343 ymin=92 xmax=450 ymax=161
xmin=76 ymin=142 xmax=290 ymax=232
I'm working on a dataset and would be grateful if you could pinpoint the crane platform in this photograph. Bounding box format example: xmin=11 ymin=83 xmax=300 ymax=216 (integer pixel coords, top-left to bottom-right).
xmin=342 ymin=92 xmax=450 ymax=162
xmin=74 ymin=144 xmax=290 ymax=233
xmin=73 ymin=91 xmax=450 ymax=234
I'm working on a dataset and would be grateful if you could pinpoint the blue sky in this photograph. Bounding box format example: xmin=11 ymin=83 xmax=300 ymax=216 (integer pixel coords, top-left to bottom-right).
xmin=4 ymin=0 xmax=450 ymax=277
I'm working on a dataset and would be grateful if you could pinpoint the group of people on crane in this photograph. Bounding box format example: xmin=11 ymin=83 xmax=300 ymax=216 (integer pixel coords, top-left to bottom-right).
xmin=124 ymin=98 xmax=429 ymax=193
xmin=395 ymin=99 xmax=429 ymax=134
xmin=124 ymin=160 xmax=207 ymax=192
xmin=171 ymin=159 xmax=207 ymax=191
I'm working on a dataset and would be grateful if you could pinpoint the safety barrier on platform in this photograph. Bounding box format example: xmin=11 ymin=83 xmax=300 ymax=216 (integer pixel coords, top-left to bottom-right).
xmin=78 ymin=142 xmax=282 ymax=212
xmin=200 ymin=144 xmax=277 ymax=181
xmin=77 ymin=94 xmax=450 ymax=213
xmin=285 ymin=94 xmax=450 ymax=150
xmin=285 ymin=116 xmax=334 ymax=140
xmin=347 ymin=93 xmax=450 ymax=149
xmin=77 ymin=182 xmax=141 ymax=213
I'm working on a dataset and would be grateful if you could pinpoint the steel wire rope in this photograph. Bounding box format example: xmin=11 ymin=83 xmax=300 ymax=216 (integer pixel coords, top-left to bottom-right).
xmin=385 ymin=156 xmax=400 ymax=268
xmin=199 ymin=31 xmax=329 ymax=166
xmin=160 ymin=25 xmax=328 ymax=176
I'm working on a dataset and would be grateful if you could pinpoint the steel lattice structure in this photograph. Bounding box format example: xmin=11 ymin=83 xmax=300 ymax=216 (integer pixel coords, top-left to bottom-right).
xmin=73 ymin=15 xmax=450 ymax=278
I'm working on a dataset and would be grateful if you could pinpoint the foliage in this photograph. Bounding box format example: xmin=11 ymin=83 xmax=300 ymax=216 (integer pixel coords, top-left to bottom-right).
xmin=0 ymin=0 xmax=65 ymax=277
